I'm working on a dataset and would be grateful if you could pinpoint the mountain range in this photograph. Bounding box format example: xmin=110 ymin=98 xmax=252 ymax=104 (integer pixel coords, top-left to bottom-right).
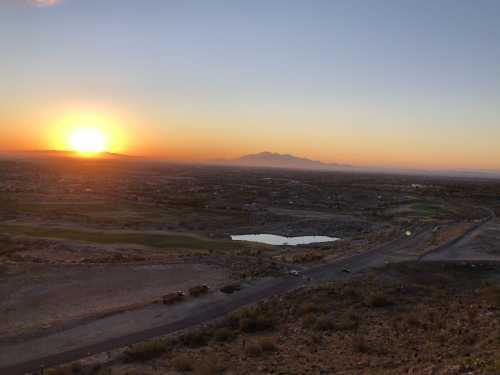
xmin=2 ymin=150 xmax=499 ymax=179
xmin=212 ymin=152 xmax=500 ymax=179
xmin=215 ymin=151 xmax=351 ymax=170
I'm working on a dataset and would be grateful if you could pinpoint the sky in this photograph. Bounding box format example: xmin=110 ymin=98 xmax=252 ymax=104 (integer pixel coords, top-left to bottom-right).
xmin=1 ymin=0 xmax=499 ymax=170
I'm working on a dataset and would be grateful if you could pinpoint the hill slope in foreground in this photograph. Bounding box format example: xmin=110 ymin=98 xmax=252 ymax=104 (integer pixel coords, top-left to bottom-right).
xmin=46 ymin=262 xmax=500 ymax=375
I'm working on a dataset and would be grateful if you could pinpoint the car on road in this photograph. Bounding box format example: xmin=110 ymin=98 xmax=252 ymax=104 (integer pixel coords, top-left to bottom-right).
xmin=289 ymin=270 xmax=301 ymax=276
xmin=189 ymin=285 xmax=209 ymax=297
xmin=162 ymin=291 xmax=185 ymax=305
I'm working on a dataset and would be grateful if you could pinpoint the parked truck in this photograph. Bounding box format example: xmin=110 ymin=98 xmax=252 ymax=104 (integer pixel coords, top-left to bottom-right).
xmin=188 ymin=285 xmax=209 ymax=297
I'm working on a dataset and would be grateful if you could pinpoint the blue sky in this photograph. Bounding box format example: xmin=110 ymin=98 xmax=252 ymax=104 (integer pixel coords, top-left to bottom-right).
xmin=1 ymin=0 xmax=499 ymax=168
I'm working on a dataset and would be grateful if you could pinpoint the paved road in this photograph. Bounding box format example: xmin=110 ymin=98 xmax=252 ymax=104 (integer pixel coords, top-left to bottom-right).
xmin=1 ymin=211 xmax=496 ymax=375
xmin=420 ymin=207 xmax=497 ymax=262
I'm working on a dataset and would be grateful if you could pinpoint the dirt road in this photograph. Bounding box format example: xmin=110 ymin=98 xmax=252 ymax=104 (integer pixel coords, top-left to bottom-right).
xmin=1 ymin=211 xmax=497 ymax=375
xmin=420 ymin=207 xmax=497 ymax=262
xmin=0 ymin=229 xmax=431 ymax=374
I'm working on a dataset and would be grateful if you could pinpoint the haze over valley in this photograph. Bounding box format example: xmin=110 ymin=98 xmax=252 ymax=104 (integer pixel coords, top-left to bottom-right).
xmin=1 ymin=1 xmax=500 ymax=374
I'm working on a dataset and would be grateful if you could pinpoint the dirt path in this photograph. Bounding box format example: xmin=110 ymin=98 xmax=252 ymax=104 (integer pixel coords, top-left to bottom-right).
xmin=0 ymin=228 xmax=433 ymax=375
xmin=0 ymin=263 xmax=230 ymax=339
xmin=2 ymin=207 xmax=495 ymax=375
xmin=420 ymin=207 xmax=498 ymax=262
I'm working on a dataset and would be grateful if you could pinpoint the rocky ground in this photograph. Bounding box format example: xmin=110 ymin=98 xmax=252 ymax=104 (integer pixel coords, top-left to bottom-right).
xmin=44 ymin=261 xmax=500 ymax=375
xmin=2 ymin=160 xmax=499 ymax=374
xmin=0 ymin=262 xmax=231 ymax=338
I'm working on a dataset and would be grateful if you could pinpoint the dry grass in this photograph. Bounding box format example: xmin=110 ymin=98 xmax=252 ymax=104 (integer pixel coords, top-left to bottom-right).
xmin=214 ymin=327 xmax=237 ymax=342
xmin=124 ymin=340 xmax=168 ymax=362
xmin=352 ymin=336 xmax=371 ymax=354
xmin=237 ymin=308 xmax=275 ymax=333
xmin=172 ymin=354 xmax=193 ymax=372
xmin=367 ymin=293 xmax=394 ymax=308
xmin=92 ymin=262 xmax=500 ymax=374
xmin=258 ymin=337 xmax=278 ymax=352
xmin=314 ymin=316 xmax=335 ymax=331
xmin=245 ymin=343 xmax=263 ymax=357
xmin=193 ymin=355 xmax=221 ymax=375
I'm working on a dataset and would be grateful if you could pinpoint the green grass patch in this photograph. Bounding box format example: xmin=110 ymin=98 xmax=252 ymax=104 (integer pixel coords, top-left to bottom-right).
xmin=0 ymin=223 xmax=236 ymax=251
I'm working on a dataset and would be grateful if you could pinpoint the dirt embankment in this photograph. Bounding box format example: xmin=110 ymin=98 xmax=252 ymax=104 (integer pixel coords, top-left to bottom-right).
xmin=47 ymin=262 xmax=500 ymax=375
xmin=0 ymin=263 xmax=230 ymax=337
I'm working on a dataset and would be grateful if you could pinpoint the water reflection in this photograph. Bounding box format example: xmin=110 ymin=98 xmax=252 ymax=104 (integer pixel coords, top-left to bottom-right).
xmin=231 ymin=234 xmax=339 ymax=246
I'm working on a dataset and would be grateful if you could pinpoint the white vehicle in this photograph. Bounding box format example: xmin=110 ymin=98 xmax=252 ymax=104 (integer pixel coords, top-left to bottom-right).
xmin=289 ymin=270 xmax=301 ymax=276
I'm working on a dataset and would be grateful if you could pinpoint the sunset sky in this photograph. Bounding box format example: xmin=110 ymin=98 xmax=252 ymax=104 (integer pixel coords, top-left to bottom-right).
xmin=1 ymin=0 xmax=499 ymax=170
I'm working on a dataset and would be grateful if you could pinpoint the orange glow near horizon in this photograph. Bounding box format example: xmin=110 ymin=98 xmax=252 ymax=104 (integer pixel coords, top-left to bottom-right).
xmin=1 ymin=104 xmax=498 ymax=171
xmin=46 ymin=111 xmax=127 ymax=155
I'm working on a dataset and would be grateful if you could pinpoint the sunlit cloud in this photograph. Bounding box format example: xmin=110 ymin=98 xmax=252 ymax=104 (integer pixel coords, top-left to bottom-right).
xmin=30 ymin=0 xmax=63 ymax=7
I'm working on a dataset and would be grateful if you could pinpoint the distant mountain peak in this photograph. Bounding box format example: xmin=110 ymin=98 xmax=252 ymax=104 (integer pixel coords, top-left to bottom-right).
xmin=218 ymin=151 xmax=351 ymax=170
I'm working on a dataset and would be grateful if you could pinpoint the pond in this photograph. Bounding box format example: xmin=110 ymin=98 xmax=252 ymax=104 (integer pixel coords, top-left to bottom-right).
xmin=231 ymin=234 xmax=340 ymax=246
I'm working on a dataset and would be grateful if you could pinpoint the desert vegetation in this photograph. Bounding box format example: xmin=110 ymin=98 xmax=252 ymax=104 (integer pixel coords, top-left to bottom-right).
xmin=43 ymin=262 xmax=500 ymax=374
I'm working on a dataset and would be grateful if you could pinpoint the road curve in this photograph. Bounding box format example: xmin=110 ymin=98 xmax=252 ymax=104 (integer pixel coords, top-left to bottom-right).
xmin=419 ymin=207 xmax=496 ymax=262
xmin=0 ymin=232 xmax=419 ymax=375
xmin=2 ymin=209 xmax=495 ymax=375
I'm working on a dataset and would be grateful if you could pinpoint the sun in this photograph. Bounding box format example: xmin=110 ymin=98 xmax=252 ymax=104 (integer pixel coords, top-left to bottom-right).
xmin=69 ymin=129 xmax=107 ymax=153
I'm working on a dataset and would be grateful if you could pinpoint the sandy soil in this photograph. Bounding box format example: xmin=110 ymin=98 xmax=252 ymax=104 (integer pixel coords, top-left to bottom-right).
xmin=0 ymin=263 xmax=230 ymax=337
xmin=423 ymin=219 xmax=500 ymax=262
xmin=66 ymin=262 xmax=500 ymax=375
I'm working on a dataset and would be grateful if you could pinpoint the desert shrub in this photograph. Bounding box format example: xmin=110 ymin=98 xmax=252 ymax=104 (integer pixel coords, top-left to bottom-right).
xmin=193 ymin=355 xmax=221 ymax=375
xmin=301 ymin=302 xmax=318 ymax=314
xmin=87 ymin=364 xmax=101 ymax=375
xmin=335 ymin=313 xmax=359 ymax=331
xmin=44 ymin=368 xmax=68 ymax=375
xmin=467 ymin=308 xmax=478 ymax=321
xmin=368 ymin=293 xmax=394 ymax=308
xmin=238 ymin=306 xmax=270 ymax=320
xmin=404 ymin=313 xmax=421 ymax=327
xmin=256 ymin=314 xmax=275 ymax=330
xmin=259 ymin=337 xmax=277 ymax=352
xmin=485 ymin=357 xmax=500 ymax=372
xmin=124 ymin=340 xmax=168 ymax=362
xmin=342 ymin=287 xmax=361 ymax=300
xmin=239 ymin=313 xmax=274 ymax=333
xmin=219 ymin=313 xmax=240 ymax=330
xmin=291 ymin=252 xmax=324 ymax=263
xmin=346 ymin=310 xmax=360 ymax=322
xmin=239 ymin=317 xmax=257 ymax=333
xmin=172 ymin=354 xmax=193 ymax=372
xmin=426 ymin=310 xmax=437 ymax=324
xmin=214 ymin=327 xmax=237 ymax=342
xmin=180 ymin=330 xmax=211 ymax=348
xmin=436 ymin=332 xmax=448 ymax=344
xmin=314 ymin=316 xmax=335 ymax=331
xmin=302 ymin=314 xmax=317 ymax=329
xmin=482 ymin=285 xmax=500 ymax=308
xmin=246 ymin=343 xmax=263 ymax=357
xmin=70 ymin=362 xmax=82 ymax=374
xmin=311 ymin=334 xmax=322 ymax=344
xmin=44 ymin=364 xmax=86 ymax=375
xmin=462 ymin=332 xmax=478 ymax=346
xmin=352 ymin=336 xmax=371 ymax=354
